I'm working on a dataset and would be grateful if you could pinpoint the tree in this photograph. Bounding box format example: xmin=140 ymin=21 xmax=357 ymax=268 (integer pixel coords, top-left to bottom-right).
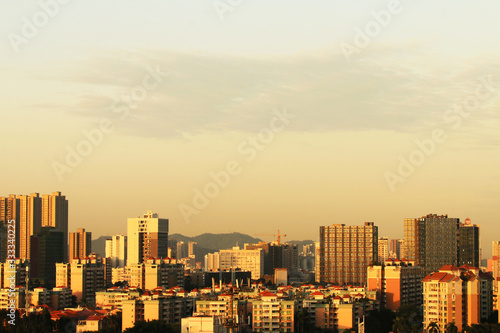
xmin=393 ymin=316 xmax=410 ymax=333
xmin=445 ymin=322 xmax=458 ymax=333
xmin=427 ymin=321 xmax=440 ymax=333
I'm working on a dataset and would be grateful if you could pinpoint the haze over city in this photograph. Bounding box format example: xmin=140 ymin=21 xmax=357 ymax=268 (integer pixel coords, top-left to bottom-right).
xmin=1 ymin=0 xmax=500 ymax=255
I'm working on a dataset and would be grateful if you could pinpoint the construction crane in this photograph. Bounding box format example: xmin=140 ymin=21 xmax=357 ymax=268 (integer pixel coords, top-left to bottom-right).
xmin=254 ymin=230 xmax=287 ymax=245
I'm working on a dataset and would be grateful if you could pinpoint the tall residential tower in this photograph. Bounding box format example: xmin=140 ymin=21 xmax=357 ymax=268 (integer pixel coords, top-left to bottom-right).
xmin=127 ymin=211 xmax=168 ymax=265
xmin=318 ymin=222 xmax=378 ymax=285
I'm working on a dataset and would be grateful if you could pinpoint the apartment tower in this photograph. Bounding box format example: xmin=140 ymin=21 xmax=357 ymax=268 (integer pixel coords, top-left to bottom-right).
xmin=318 ymin=222 xmax=378 ymax=285
xmin=69 ymin=228 xmax=92 ymax=260
xmin=127 ymin=211 xmax=169 ymax=265
xmin=404 ymin=214 xmax=459 ymax=275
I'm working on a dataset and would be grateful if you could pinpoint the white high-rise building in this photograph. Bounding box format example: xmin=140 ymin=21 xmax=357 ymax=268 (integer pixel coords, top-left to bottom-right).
xmin=106 ymin=235 xmax=128 ymax=268
xmin=219 ymin=246 xmax=264 ymax=279
xmin=127 ymin=211 xmax=169 ymax=265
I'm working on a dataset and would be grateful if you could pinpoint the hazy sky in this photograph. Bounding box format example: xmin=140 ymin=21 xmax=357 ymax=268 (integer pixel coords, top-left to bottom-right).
xmin=1 ymin=0 xmax=499 ymax=256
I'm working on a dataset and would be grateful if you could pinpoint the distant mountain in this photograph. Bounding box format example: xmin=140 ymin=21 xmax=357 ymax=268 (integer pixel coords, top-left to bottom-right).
xmin=91 ymin=235 xmax=111 ymax=257
xmin=286 ymin=240 xmax=315 ymax=252
xmin=169 ymin=232 xmax=263 ymax=251
xmin=91 ymin=233 xmax=315 ymax=262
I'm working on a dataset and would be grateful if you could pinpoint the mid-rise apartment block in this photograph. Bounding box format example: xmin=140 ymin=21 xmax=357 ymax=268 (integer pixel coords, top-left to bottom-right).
xmin=252 ymin=292 xmax=296 ymax=333
xmin=422 ymin=265 xmax=493 ymax=332
xmin=56 ymin=254 xmax=111 ymax=305
xmin=127 ymin=258 xmax=184 ymax=290
xmin=122 ymin=297 xmax=195 ymax=330
xmin=127 ymin=211 xmax=168 ymax=265
xmin=367 ymin=259 xmax=423 ymax=310
xmin=318 ymin=222 xmax=378 ymax=285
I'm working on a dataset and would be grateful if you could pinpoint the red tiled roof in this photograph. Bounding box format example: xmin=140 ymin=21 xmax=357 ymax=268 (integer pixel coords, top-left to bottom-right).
xmin=310 ymin=292 xmax=324 ymax=296
xmin=422 ymin=272 xmax=456 ymax=283
xmin=259 ymin=292 xmax=277 ymax=297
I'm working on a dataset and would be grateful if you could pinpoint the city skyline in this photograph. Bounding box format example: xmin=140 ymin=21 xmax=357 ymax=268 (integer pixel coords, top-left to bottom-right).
xmin=1 ymin=1 xmax=500 ymax=256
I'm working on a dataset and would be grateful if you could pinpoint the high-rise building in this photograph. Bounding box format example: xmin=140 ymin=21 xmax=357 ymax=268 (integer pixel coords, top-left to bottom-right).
xmin=42 ymin=192 xmax=69 ymax=261
xmin=458 ymin=218 xmax=480 ymax=267
xmin=1 ymin=195 xmax=21 ymax=257
xmin=422 ymin=265 xmax=494 ymax=332
xmin=404 ymin=214 xmax=459 ymax=275
xmin=492 ymin=241 xmax=500 ymax=282
xmin=389 ymin=239 xmax=404 ymax=259
xmin=127 ymin=211 xmax=168 ymax=265
xmin=378 ymin=237 xmax=389 ymax=263
xmin=17 ymin=193 xmax=42 ymax=260
xmin=204 ymin=252 xmax=220 ymax=272
xmin=217 ymin=246 xmax=264 ymax=279
xmin=105 ymin=235 xmax=127 ymax=268
xmin=318 ymin=222 xmax=378 ymax=285
xmin=188 ymin=241 xmax=197 ymax=257
xmin=245 ymin=242 xmax=284 ymax=276
xmin=176 ymin=241 xmax=186 ymax=259
xmin=69 ymin=228 xmax=92 ymax=260
xmin=30 ymin=227 xmax=64 ymax=288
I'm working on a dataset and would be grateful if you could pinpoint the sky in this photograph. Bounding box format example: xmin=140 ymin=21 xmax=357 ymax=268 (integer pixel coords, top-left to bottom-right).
xmin=1 ymin=0 xmax=499 ymax=256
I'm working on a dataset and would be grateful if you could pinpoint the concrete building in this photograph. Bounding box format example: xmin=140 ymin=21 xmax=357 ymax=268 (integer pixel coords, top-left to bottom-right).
xmin=367 ymin=259 xmax=423 ymax=311
xmin=127 ymin=258 xmax=184 ymax=290
xmin=252 ymin=292 xmax=295 ymax=332
xmin=378 ymin=237 xmax=389 ymax=263
xmin=0 ymin=195 xmax=21 ymax=258
xmin=17 ymin=193 xmax=42 ymax=260
xmin=318 ymin=222 xmax=378 ymax=285
xmin=105 ymin=235 xmax=127 ymax=268
xmin=95 ymin=288 xmax=141 ymax=308
xmin=218 ymin=246 xmax=264 ymax=280
xmin=1 ymin=259 xmax=29 ymax=289
xmin=196 ymin=294 xmax=251 ymax=331
xmin=41 ymin=192 xmax=69 ymax=261
xmin=0 ymin=287 xmax=25 ymax=310
xmin=127 ymin=211 xmax=169 ymax=265
xmin=205 ymin=253 xmax=220 ymax=272
xmin=56 ymin=254 xmax=111 ymax=305
xmin=422 ymin=264 xmax=494 ymax=332
xmin=181 ymin=315 xmax=227 ymax=333
xmin=30 ymin=226 xmax=64 ymax=288
xmin=69 ymin=228 xmax=92 ymax=260
xmin=302 ymin=291 xmax=376 ymax=332
xmin=122 ymin=297 xmax=195 ymax=330
xmin=458 ymin=219 xmax=480 ymax=268
xmin=245 ymin=242 xmax=298 ymax=276
xmin=51 ymin=286 xmax=73 ymax=309
xmin=404 ymin=214 xmax=459 ymax=275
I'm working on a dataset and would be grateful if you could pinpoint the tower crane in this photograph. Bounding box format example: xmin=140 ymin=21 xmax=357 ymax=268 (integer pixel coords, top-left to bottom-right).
xmin=254 ymin=229 xmax=287 ymax=245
